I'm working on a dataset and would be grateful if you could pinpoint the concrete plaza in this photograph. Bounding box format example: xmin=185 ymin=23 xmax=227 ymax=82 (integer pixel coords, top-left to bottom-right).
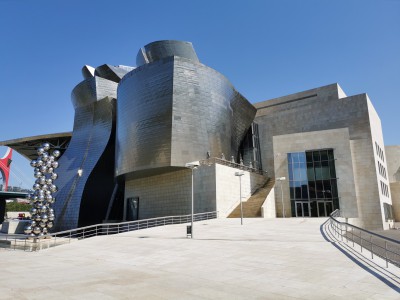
xmin=0 ymin=218 xmax=399 ymax=299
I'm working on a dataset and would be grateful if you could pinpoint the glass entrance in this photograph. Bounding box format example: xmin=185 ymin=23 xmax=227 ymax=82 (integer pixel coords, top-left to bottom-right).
xmin=295 ymin=201 xmax=310 ymax=217
xmin=317 ymin=201 xmax=333 ymax=217
xmin=288 ymin=149 xmax=339 ymax=218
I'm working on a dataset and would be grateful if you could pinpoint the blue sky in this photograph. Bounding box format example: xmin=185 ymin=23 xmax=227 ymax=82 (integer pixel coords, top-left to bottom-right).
xmin=1 ymin=0 xmax=399 ymax=188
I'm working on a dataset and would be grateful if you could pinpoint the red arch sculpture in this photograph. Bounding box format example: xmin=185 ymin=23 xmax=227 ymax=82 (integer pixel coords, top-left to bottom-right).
xmin=0 ymin=148 xmax=13 ymax=191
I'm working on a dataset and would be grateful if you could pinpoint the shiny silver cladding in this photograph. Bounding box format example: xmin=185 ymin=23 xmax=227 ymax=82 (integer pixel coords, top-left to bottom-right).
xmin=53 ymin=74 xmax=118 ymax=231
xmin=116 ymin=55 xmax=256 ymax=178
xmin=71 ymin=76 xmax=118 ymax=109
xmin=137 ymin=40 xmax=199 ymax=66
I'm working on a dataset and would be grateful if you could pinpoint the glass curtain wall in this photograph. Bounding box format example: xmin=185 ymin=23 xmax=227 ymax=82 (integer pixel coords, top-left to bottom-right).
xmin=288 ymin=149 xmax=339 ymax=217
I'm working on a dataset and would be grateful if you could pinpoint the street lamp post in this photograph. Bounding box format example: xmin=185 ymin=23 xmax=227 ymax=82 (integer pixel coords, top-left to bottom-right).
xmin=235 ymin=171 xmax=245 ymax=225
xmin=276 ymin=177 xmax=286 ymax=218
xmin=185 ymin=161 xmax=200 ymax=238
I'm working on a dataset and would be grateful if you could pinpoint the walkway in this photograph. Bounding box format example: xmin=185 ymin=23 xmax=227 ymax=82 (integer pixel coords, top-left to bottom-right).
xmin=0 ymin=218 xmax=399 ymax=299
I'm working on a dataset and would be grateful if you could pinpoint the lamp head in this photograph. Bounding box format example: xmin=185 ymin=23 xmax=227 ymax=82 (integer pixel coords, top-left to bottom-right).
xmin=185 ymin=161 xmax=200 ymax=169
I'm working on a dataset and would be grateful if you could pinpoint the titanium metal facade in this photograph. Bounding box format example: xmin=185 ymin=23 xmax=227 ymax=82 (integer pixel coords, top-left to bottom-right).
xmin=53 ymin=65 xmax=132 ymax=231
xmin=49 ymin=40 xmax=257 ymax=230
xmin=116 ymin=41 xmax=256 ymax=179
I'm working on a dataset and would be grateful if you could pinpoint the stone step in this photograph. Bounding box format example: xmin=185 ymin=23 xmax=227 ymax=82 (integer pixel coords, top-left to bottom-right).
xmin=228 ymin=178 xmax=275 ymax=218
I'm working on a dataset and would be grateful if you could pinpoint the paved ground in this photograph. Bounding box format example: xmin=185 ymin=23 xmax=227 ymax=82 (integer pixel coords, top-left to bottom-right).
xmin=0 ymin=218 xmax=399 ymax=299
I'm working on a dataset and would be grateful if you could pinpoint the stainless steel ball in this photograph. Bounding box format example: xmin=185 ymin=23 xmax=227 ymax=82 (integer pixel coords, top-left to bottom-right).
xmin=30 ymin=208 xmax=37 ymax=215
xmin=40 ymin=166 xmax=48 ymax=173
xmin=51 ymin=173 xmax=58 ymax=180
xmin=41 ymin=214 xmax=48 ymax=222
xmin=33 ymin=183 xmax=41 ymax=190
xmin=33 ymin=226 xmax=41 ymax=235
xmin=39 ymin=221 xmax=46 ymax=228
xmin=42 ymin=184 xmax=49 ymax=191
xmin=30 ymin=220 xmax=37 ymax=227
xmin=30 ymin=160 xmax=37 ymax=167
xmin=52 ymin=161 xmax=59 ymax=169
xmin=42 ymin=153 xmax=49 ymax=161
xmin=38 ymin=195 xmax=45 ymax=202
xmin=46 ymin=161 xmax=52 ymax=168
xmin=53 ymin=150 xmax=60 ymax=158
xmin=36 ymin=159 xmax=43 ymax=166
xmin=35 ymin=214 xmax=42 ymax=222
xmin=24 ymin=225 xmax=33 ymax=234
xmin=49 ymin=155 xmax=55 ymax=162
xmin=47 ymin=167 xmax=54 ymax=173
xmin=37 ymin=147 xmax=45 ymax=155
xmin=50 ymin=184 xmax=57 ymax=192
xmin=47 ymin=221 xmax=54 ymax=228
xmin=42 ymin=228 xmax=48 ymax=234
xmin=48 ymin=214 xmax=55 ymax=221
xmin=39 ymin=177 xmax=46 ymax=185
xmin=42 ymin=143 xmax=50 ymax=151
xmin=34 ymin=171 xmax=42 ymax=179
xmin=46 ymin=178 xmax=53 ymax=185
xmin=45 ymin=195 xmax=52 ymax=202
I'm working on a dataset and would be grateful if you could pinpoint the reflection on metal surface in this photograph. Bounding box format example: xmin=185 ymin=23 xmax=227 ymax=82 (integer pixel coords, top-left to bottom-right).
xmin=136 ymin=40 xmax=199 ymax=66
xmin=117 ymin=41 xmax=256 ymax=178
xmin=30 ymin=40 xmax=258 ymax=231
xmin=25 ymin=143 xmax=60 ymax=238
xmin=53 ymin=65 xmax=131 ymax=231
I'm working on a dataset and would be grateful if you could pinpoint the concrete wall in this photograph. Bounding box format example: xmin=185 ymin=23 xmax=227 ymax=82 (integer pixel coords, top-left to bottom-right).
xmin=124 ymin=163 xmax=267 ymax=219
xmin=366 ymin=98 xmax=392 ymax=229
xmin=386 ymin=146 xmax=400 ymax=183
xmin=273 ymin=128 xmax=358 ymax=219
xmin=262 ymin=183 xmax=276 ymax=218
xmin=254 ymin=83 xmax=390 ymax=229
xmin=215 ymin=164 xmax=267 ymax=217
xmin=386 ymin=146 xmax=400 ymax=221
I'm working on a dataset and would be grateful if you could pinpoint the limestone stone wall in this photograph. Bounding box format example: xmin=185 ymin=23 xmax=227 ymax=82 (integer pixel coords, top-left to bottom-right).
xmin=365 ymin=98 xmax=391 ymax=229
xmin=254 ymin=83 xmax=390 ymax=229
xmin=273 ymin=128 xmax=358 ymax=219
xmin=391 ymin=183 xmax=400 ymax=221
xmin=386 ymin=146 xmax=400 ymax=221
xmin=124 ymin=163 xmax=267 ymax=219
xmin=386 ymin=146 xmax=400 ymax=183
xmin=215 ymin=164 xmax=267 ymax=217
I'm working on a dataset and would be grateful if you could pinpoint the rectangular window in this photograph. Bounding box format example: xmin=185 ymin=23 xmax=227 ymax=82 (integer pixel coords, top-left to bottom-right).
xmin=287 ymin=149 xmax=339 ymax=217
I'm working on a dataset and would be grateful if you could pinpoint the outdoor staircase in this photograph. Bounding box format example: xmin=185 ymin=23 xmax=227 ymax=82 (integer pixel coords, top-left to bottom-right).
xmin=228 ymin=178 xmax=275 ymax=218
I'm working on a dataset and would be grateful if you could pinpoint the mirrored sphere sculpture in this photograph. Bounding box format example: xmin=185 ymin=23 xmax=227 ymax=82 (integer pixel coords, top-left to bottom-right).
xmin=25 ymin=142 xmax=60 ymax=238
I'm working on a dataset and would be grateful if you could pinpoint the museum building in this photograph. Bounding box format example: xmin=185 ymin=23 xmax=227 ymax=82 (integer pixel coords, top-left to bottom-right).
xmin=1 ymin=40 xmax=398 ymax=231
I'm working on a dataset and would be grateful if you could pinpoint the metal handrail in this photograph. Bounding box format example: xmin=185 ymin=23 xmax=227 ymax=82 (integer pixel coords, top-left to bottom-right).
xmin=329 ymin=209 xmax=400 ymax=267
xmin=0 ymin=211 xmax=218 ymax=252
xmin=199 ymin=157 xmax=267 ymax=175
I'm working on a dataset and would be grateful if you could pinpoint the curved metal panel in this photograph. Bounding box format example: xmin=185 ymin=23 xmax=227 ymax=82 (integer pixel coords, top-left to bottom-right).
xmin=53 ymin=74 xmax=118 ymax=231
xmin=136 ymin=40 xmax=199 ymax=66
xmin=71 ymin=77 xmax=118 ymax=109
xmin=116 ymin=56 xmax=256 ymax=178
xmin=116 ymin=58 xmax=174 ymax=176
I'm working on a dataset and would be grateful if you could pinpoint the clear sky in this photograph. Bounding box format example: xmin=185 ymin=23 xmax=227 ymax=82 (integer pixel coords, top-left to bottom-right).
xmin=0 ymin=0 xmax=399 ymax=188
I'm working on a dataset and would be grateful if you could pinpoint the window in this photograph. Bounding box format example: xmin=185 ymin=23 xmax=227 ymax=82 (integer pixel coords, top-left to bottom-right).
xmin=383 ymin=203 xmax=393 ymax=221
xmin=287 ymin=149 xmax=339 ymax=217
